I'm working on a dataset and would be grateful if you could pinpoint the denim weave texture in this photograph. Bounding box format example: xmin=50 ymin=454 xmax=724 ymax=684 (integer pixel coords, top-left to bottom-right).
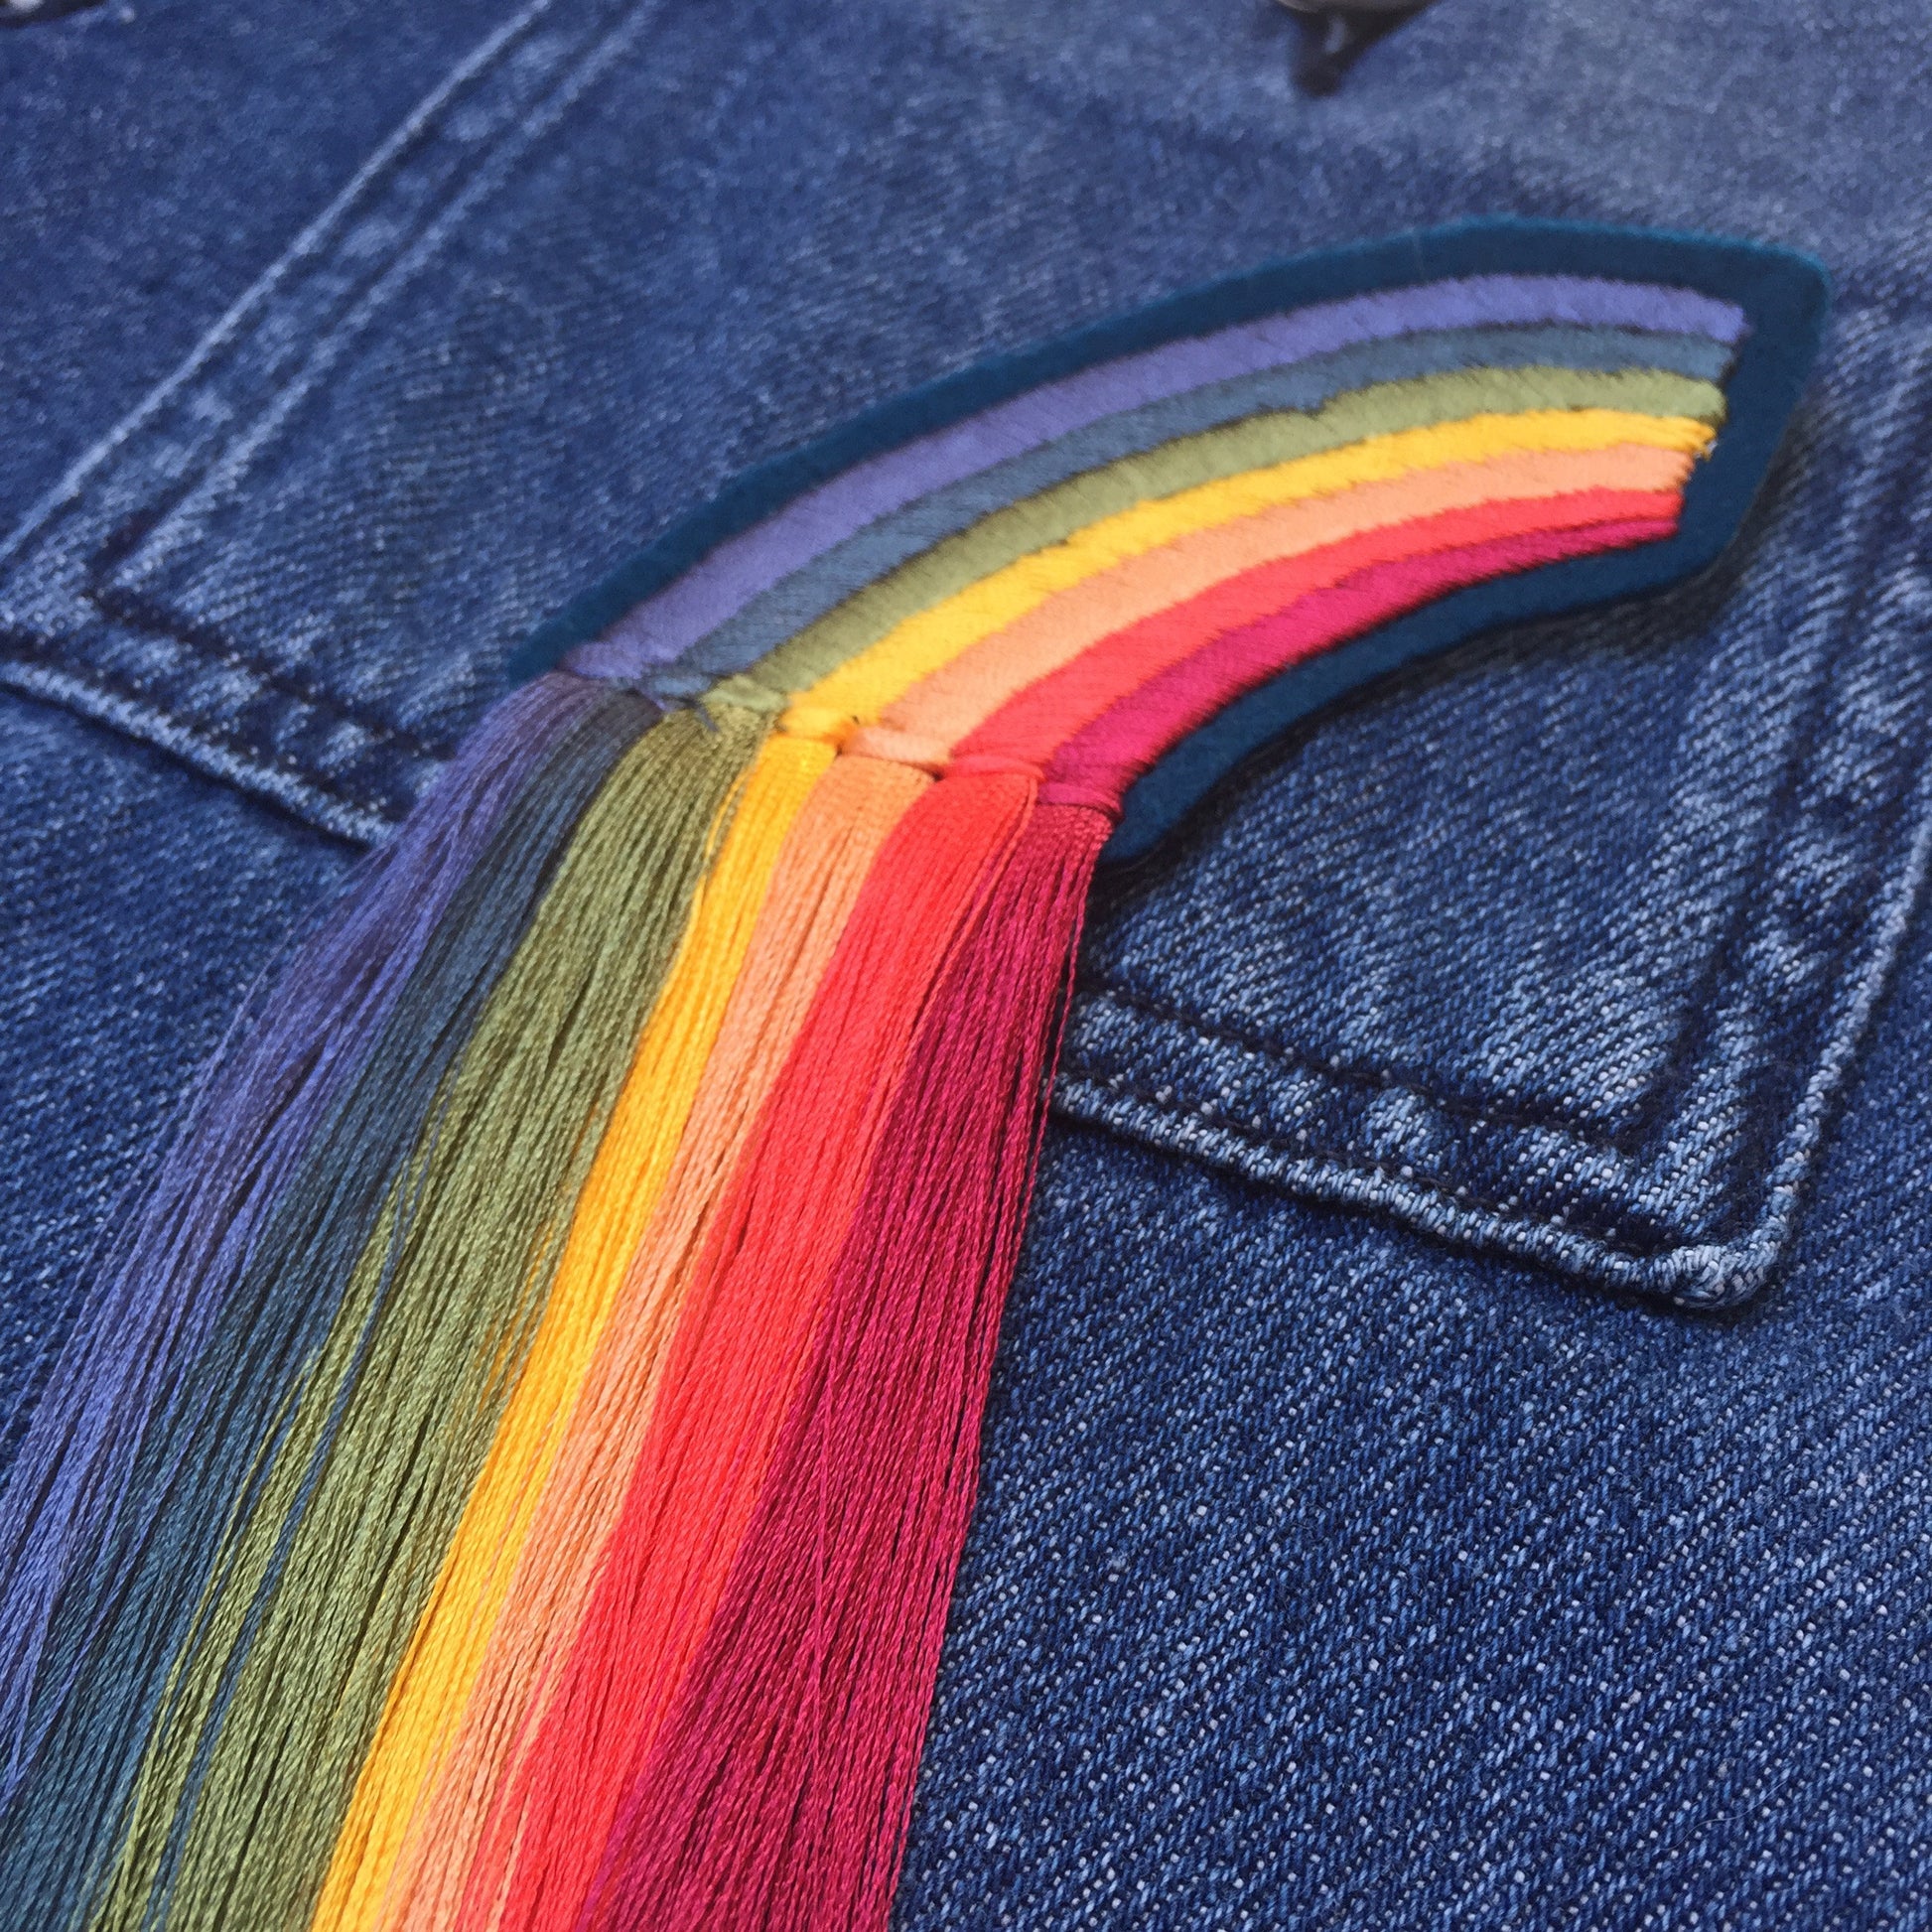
xmin=1 ymin=0 xmax=1929 ymax=1923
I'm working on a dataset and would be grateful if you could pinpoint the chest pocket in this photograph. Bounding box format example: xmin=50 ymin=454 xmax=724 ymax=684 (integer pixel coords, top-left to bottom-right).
xmin=1061 ymin=311 xmax=1932 ymax=1303
xmin=0 ymin=0 xmax=1922 ymax=1304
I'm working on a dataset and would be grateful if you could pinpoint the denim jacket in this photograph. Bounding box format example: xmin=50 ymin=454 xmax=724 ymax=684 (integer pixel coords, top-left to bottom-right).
xmin=2 ymin=1 xmax=1927 ymax=1923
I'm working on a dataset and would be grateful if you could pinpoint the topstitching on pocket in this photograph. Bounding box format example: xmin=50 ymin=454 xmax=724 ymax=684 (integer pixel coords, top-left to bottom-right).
xmin=1057 ymin=304 xmax=1932 ymax=1304
xmin=5 ymin=0 xmax=1922 ymax=1311
xmin=0 ymin=0 xmax=661 ymax=841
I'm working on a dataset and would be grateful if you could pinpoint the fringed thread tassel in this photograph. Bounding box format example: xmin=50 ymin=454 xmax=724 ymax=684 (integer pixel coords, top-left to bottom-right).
xmin=82 ymin=705 xmax=763 ymax=1932
xmin=586 ymin=793 xmax=1112 ymax=1932
xmin=467 ymin=770 xmax=1035 ymax=1932
xmin=0 ymin=674 xmax=610 ymax=1782
xmin=310 ymin=725 xmax=836 ymax=1932
xmin=364 ymin=753 xmax=929 ymax=1932
xmin=0 ymin=679 xmax=653 ymax=1932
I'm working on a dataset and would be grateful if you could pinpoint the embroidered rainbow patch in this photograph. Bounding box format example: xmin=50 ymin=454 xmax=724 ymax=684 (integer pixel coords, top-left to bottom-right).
xmin=0 ymin=220 xmax=1825 ymax=1932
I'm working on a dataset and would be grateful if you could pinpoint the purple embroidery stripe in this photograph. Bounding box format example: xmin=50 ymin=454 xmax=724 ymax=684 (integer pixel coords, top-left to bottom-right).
xmin=580 ymin=274 xmax=1744 ymax=677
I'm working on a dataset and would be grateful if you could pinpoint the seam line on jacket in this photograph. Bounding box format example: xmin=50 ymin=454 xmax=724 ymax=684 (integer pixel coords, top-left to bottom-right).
xmin=1053 ymin=1064 xmax=1688 ymax=1261
xmin=0 ymin=631 xmax=412 ymax=832
xmin=1071 ymin=979 xmax=1637 ymax=1154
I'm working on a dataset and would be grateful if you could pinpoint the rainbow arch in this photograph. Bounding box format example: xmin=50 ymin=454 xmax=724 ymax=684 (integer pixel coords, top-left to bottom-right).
xmin=523 ymin=216 xmax=1824 ymax=849
xmin=0 ymin=221 xmax=1824 ymax=1932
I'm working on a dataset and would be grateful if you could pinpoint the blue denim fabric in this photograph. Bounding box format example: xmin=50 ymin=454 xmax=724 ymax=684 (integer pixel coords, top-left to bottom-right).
xmin=1062 ymin=371 xmax=1932 ymax=1307
xmin=903 ymin=921 xmax=1932 ymax=1923
xmin=0 ymin=701 xmax=352 ymax=1461
xmin=2 ymin=0 xmax=1929 ymax=1921
xmin=0 ymin=0 xmax=514 ymax=517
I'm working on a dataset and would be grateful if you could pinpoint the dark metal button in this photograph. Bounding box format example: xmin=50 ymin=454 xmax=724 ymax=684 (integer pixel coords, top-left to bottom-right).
xmin=2 ymin=0 xmax=112 ymax=24
xmin=1275 ymin=0 xmax=1437 ymax=94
